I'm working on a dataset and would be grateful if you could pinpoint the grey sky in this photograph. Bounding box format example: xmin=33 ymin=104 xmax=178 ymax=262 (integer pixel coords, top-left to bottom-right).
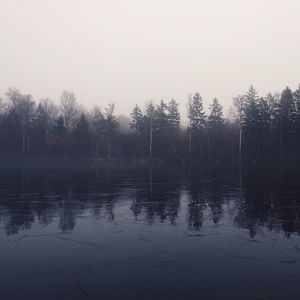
xmin=1 ymin=0 xmax=300 ymax=116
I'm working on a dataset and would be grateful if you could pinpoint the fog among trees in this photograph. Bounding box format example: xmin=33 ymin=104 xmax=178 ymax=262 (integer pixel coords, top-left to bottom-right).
xmin=1 ymin=85 xmax=300 ymax=162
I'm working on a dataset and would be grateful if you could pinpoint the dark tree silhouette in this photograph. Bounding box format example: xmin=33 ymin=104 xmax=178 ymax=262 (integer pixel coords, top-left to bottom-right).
xmin=1 ymin=85 xmax=300 ymax=162
xmin=187 ymin=93 xmax=206 ymax=160
xmin=104 ymin=103 xmax=118 ymax=159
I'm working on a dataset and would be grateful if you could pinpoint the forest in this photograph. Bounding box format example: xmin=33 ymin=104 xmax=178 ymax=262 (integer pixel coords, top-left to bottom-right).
xmin=0 ymin=85 xmax=300 ymax=162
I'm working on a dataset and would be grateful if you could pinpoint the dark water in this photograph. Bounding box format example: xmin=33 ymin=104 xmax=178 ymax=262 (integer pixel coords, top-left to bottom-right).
xmin=1 ymin=163 xmax=300 ymax=300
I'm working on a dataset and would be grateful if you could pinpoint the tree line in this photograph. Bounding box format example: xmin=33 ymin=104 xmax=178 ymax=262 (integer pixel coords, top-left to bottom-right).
xmin=0 ymin=85 xmax=300 ymax=161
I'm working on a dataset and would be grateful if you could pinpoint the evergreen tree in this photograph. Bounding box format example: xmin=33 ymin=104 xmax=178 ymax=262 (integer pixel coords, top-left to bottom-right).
xmin=233 ymin=94 xmax=246 ymax=160
xmin=188 ymin=93 xmax=206 ymax=131
xmin=294 ymin=84 xmax=300 ymax=121
xmin=293 ymin=85 xmax=300 ymax=152
xmin=244 ymin=86 xmax=260 ymax=129
xmin=151 ymin=100 xmax=169 ymax=159
xmin=279 ymin=87 xmax=296 ymax=158
xmin=208 ymin=98 xmax=224 ymax=129
xmin=167 ymin=99 xmax=180 ymax=130
xmin=258 ymin=93 xmax=277 ymax=157
xmin=130 ymin=104 xmax=143 ymax=134
xmin=91 ymin=106 xmax=105 ymax=159
xmin=260 ymin=93 xmax=276 ymax=129
xmin=243 ymin=86 xmax=260 ymax=158
xmin=154 ymin=100 xmax=169 ymax=131
xmin=167 ymin=99 xmax=180 ymax=159
xmin=130 ymin=104 xmax=143 ymax=159
xmin=104 ymin=103 xmax=118 ymax=159
xmin=145 ymin=101 xmax=155 ymax=160
xmin=207 ymin=98 xmax=224 ymax=160
xmin=187 ymin=93 xmax=206 ymax=160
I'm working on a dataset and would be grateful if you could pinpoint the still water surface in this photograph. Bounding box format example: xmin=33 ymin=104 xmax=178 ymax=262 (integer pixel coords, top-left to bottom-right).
xmin=1 ymin=163 xmax=300 ymax=300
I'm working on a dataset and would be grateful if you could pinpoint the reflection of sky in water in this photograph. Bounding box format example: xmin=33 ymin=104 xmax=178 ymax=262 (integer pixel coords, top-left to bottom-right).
xmin=0 ymin=163 xmax=300 ymax=299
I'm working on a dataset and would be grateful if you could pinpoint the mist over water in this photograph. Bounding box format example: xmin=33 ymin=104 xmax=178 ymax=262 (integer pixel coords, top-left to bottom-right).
xmin=1 ymin=162 xmax=300 ymax=299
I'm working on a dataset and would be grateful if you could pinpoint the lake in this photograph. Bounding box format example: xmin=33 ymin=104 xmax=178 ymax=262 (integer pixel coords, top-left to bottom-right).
xmin=0 ymin=162 xmax=300 ymax=299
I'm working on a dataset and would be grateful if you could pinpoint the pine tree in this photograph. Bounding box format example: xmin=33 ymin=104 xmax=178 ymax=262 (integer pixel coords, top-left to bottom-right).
xmin=244 ymin=86 xmax=260 ymax=129
xmin=258 ymin=93 xmax=277 ymax=157
xmin=154 ymin=100 xmax=169 ymax=131
xmin=130 ymin=104 xmax=143 ymax=134
xmin=187 ymin=93 xmax=206 ymax=160
xmin=145 ymin=101 xmax=155 ymax=160
xmin=208 ymin=98 xmax=224 ymax=129
xmin=279 ymin=87 xmax=296 ymax=158
xmin=91 ymin=106 xmax=105 ymax=159
xmin=188 ymin=93 xmax=206 ymax=131
xmin=207 ymin=98 xmax=224 ymax=160
xmin=167 ymin=99 xmax=180 ymax=130
xmin=293 ymin=85 xmax=300 ymax=130
xmin=104 ymin=103 xmax=118 ymax=159
xmin=233 ymin=95 xmax=246 ymax=160
xmin=243 ymin=86 xmax=260 ymax=158
xmin=293 ymin=85 xmax=300 ymax=153
xmin=130 ymin=104 xmax=143 ymax=159
xmin=167 ymin=99 xmax=180 ymax=159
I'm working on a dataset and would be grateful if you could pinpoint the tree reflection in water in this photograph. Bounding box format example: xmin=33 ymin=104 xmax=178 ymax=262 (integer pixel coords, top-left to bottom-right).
xmin=0 ymin=162 xmax=300 ymax=239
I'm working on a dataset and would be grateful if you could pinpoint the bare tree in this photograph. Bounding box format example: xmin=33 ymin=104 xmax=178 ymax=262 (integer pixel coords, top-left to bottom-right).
xmin=6 ymin=88 xmax=35 ymax=156
xmin=60 ymin=91 xmax=78 ymax=130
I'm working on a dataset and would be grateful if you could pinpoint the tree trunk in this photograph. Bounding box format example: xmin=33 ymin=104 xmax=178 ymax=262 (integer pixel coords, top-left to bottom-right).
xmin=239 ymin=126 xmax=242 ymax=161
xmin=172 ymin=140 xmax=177 ymax=160
xmin=188 ymin=127 xmax=192 ymax=161
xmin=22 ymin=132 xmax=25 ymax=157
xmin=135 ymin=127 xmax=138 ymax=160
xmin=96 ymin=140 xmax=99 ymax=159
xmin=207 ymin=132 xmax=211 ymax=161
xmin=279 ymin=123 xmax=282 ymax=160
xmin=149 ymin=120 xmax=153 ymax=161
xmin=149 ymin=164 xmax=153 ymax=195
xmin=107 ymin=137 xmax=111 ymax=160
xmin=45 ymin=129 xmax=48 ymax=153
xmin=27 ymin=135 xmax=30 ymax=157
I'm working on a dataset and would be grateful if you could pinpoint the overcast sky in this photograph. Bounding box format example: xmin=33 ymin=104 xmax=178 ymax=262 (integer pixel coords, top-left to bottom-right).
xmin=1 ymin=0 xmax=300 ymax=116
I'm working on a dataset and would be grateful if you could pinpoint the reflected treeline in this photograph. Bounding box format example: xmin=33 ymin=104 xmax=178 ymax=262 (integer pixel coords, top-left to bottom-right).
xmin=130 ymin=165 xmax=182 ymax=224
xmin=233 ymin=166 xmax=300 ymax=238
xmin=1 ymin=163 xmax=300 ymax=238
